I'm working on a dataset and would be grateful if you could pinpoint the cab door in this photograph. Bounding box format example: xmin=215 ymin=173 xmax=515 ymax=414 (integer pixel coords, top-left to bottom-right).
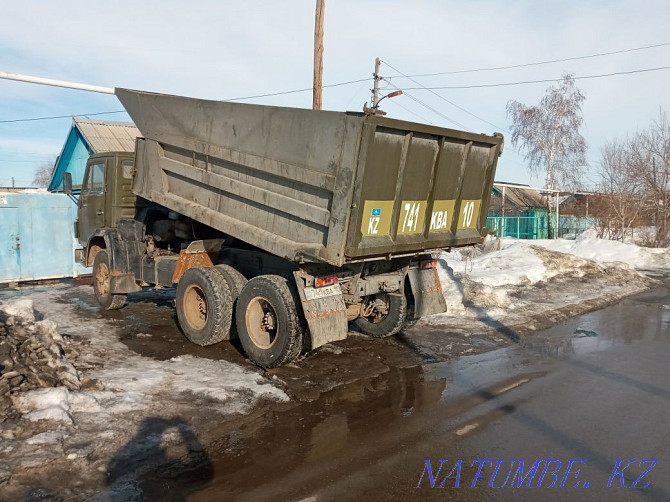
xmin=78 ymin=158 xmax=107 ymax=244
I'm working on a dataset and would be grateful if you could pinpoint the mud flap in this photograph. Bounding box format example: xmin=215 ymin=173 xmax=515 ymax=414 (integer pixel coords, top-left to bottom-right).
xmin=293 ymin=271 xmax=348 ymax=350
xmin=406 ymin=267 xmax=447 ymax=318
xmin=110 ymin=273 xmax=141 ymax=294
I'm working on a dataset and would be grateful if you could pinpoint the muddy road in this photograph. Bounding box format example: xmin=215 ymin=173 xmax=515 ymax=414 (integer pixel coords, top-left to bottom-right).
xmin=0 ymin=271 xmax=667 ymax=501
xmin=87 ymin=274 xmax=670 ymax=501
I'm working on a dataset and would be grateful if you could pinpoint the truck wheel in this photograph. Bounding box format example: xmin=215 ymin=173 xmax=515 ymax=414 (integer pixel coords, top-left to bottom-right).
xmin=355 ymin=292 xmax=407 ymax=338
xmin=93 ymin=250 xmax=126 ymax=310
xmin=236 ymin=275 xmax=303 ymax=368
xmin=402 ymin=286 xmax=419 ymax=331
xmin=214 ymin=264 xmax=248 ymax=339
xmin=176 ymin=267 xmax=233 ymax=346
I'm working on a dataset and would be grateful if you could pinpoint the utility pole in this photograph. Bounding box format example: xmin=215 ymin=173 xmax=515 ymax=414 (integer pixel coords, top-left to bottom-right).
xmin=11 ymin=177 xmax=15 ymax=188
xmin=372 ymin=57 xmax=381 ymax=110
xmin=312 ymin=0 xmax=325 ymax=110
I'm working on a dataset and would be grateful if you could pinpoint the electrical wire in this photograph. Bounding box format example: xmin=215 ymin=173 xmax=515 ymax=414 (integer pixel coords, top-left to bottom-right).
xmin=0 ymin=159 xmax=55 ymax=163
xmin=401 ymin=66 xmax=670 ymax=90
xmin=222 ymin=77 xmax=371 ymax=101
xmin=398 ymin=41 xmax=670 ymax=78
xmin=386 ymin=99 xmax=435 ymax=125
xmin=0 ymin=110 xmax=127 ymax=124
xmin=382 ymin=78 xmax=468 ymax=129
xmin=382 ymin=60 xmax=507 ymax=132
xmin=0 ymin=77 xmax=372 ymax=124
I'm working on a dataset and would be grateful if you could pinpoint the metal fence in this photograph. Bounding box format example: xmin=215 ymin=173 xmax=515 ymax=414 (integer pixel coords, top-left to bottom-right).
xmin=485 ymin=215 xmax=549 ymax=239
xmin=557 ymin=216 xmax=600 ymax=238
xmin=486 ymin=215 xmax=599 ymax=240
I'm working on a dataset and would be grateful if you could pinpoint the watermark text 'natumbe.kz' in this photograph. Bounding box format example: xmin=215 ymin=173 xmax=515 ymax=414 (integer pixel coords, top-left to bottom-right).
xmin=415 ymin=459 xmax=658 ymax=489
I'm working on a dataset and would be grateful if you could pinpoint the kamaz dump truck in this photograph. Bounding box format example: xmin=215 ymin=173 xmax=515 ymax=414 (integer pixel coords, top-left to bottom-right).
xmin=66 ymin=89 xmax=503 ymax=368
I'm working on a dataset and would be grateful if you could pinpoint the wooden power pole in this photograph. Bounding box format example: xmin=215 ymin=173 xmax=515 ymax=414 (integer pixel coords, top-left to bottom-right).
xmin=313 ymin=0 xmax=325 ymax=110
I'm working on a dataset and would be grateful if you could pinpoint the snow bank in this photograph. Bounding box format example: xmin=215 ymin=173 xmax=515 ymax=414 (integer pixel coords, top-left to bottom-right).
xmin=430 ymin=232 xmax=659 ymax=322
xmin=533 ymin=229 xmax=670 ymax=270
xmin=438 ymin=231 xmax=667 ymax=294
xmin=440 ymin=242 xmax=547 ymax=287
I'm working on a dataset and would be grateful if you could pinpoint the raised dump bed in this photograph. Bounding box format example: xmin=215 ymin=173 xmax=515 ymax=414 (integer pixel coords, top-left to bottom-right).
xmin=115 ymin=89 xmax=503 ymax=267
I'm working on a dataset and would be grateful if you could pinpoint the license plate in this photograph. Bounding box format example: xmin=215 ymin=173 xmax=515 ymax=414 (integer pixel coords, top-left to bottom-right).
xmin=304 ymin=284 xmax=342 ymax=301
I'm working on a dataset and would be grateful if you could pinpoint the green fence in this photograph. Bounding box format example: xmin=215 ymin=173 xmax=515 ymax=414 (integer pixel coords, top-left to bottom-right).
xmin=557 ymin=216 xmax=600 ymax=238
xmin=486 ymin=215 xmax=548 ymax=239
xmin=486 ymin=214 xmax=599 ymax=240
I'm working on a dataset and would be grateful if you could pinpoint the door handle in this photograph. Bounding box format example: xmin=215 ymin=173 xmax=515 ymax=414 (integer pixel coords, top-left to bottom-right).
xmin=96 ymin=210 xmax=104 ymax=216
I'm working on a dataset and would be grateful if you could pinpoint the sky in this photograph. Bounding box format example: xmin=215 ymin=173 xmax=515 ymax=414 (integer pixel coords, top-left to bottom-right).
xmin=1 ymin=0 xmax=669 ymax=189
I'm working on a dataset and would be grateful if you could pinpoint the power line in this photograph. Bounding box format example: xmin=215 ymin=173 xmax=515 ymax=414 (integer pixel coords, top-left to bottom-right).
xmin=0 ymin=159 xmax=55 ymax=163
xmin=0 ymin=110 xmax=127 ymax=124
xmin=397 ymin=41 xmax=670 ymax=78
xmin=0 ymin=77 xmax=372 ymax=124
xmin=222 ymin=77 xmax=370 ymax=101
xmin=386 ymin=99 xmax=435 ymax=125
xmin=382 ymin=60 xmax=507 ymax=132
xmin=382 ymin=78 xmax=468 ymax=129
xmin=402 ymin=65 xmax=670 ymax=90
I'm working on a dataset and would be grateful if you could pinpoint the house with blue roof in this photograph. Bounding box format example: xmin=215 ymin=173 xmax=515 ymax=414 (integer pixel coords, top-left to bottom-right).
xmin=48 ymin=117 xmax=139 ymax=192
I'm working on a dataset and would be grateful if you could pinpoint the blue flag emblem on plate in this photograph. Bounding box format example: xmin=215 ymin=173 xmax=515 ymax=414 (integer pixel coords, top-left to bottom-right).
xmin=372 ymin=208 xmax=381 ymax=216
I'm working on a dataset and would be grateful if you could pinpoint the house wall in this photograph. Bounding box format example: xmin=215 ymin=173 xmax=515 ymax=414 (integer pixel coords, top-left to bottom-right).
xmin=48 ymin=128 xmax=91 ymax=192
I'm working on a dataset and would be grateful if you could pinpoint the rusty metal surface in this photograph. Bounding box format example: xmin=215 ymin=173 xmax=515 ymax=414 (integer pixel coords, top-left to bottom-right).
xmin=116 ymin=89 xmax=501 ymax=267
xmin=171 ymin=250 xmax=216 ymax=284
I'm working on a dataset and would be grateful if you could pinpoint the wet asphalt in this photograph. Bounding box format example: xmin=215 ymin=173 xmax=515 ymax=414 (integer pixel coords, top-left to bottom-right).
xmin=184 ymin=273 xmax=670 ymax=502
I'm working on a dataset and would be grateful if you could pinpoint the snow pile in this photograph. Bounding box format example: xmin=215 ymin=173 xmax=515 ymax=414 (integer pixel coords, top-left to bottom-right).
xmin=437 ymin=231 xmax=667 ymax=294
xmin=12 ymin=387 xmax=100 ymax=424
xmin=428 ymin=232 xmax=657 ymax=324
xmin=440 ymin=242 xmax=547 ymax=287
xmin=0 ymin=288 xmax=289 ymax=430
xmin=0 ymin=299 xmax=82 ymax=416
xmin=533 ymin=229 xmax=670 ymax=270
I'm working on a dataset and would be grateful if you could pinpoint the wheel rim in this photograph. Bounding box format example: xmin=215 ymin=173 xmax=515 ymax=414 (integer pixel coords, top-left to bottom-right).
xmin=95 ymin=261 xmax=110 ymax=297
xmin=363 ymin=294 xmax=390 ymax=324
xmin=183 ymin=284 xmax=208 ymax=330
xmin=245 ymin=296 xmax=278 ymax=349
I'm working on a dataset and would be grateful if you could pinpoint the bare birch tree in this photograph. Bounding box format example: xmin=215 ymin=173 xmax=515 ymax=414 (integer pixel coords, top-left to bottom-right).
xmin=640 ymin=109 xmax=670 ymax=246
xmin=32 ymin=158 xmax=56 ymax=188
xmin=507 ymin=74 xmax=588 ymax=237
xmin=598 ymin=137 xmax=645 ymax=242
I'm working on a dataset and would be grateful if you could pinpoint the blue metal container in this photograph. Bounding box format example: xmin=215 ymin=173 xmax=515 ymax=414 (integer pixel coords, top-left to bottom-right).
xmin=0 ymin=191 xmax=88 ymax=283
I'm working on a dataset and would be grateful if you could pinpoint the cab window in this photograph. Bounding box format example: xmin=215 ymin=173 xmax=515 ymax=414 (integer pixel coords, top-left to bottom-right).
xmin=122 ymin=160 xmax=134 ymax=179
xmin=86 ymin=163 xmax=106 ymax=193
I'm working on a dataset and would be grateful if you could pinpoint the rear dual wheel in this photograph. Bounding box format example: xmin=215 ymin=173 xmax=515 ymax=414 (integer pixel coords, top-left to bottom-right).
xmin=176 ymin=267 xmax=234 ymax=346
xmin=177 ymin=268 xmax=304 ymax=369
xmin=235 ymin=275 xmax=304 ymax=368
xmin=354 ymin=292 xmax=407 ymax=338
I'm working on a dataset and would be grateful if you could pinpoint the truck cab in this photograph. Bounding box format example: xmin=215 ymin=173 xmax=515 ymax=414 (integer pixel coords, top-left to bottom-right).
xmin=75 ymin=152 xmax=137 ymax=247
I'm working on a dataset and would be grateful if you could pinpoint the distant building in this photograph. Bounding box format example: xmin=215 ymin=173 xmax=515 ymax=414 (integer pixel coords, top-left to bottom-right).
xmin=47 ymin=117 xmax=139 ymax=192
xmin=487 ymin=182 xmax=550 ymax=239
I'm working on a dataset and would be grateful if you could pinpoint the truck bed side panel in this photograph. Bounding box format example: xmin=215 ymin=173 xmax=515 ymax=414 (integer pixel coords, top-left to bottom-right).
xmin=117 ymin=89 xmax=501 ymax=267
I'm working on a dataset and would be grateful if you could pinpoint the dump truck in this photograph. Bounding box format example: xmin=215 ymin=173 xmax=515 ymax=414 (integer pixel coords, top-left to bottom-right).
xmin=65 ymin=89 xmax=503 ymax=368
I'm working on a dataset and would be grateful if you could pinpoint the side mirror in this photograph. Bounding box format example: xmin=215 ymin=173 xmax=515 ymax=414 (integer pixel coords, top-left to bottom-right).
xmin=63 ymin=172 xmax=72 ymax=195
